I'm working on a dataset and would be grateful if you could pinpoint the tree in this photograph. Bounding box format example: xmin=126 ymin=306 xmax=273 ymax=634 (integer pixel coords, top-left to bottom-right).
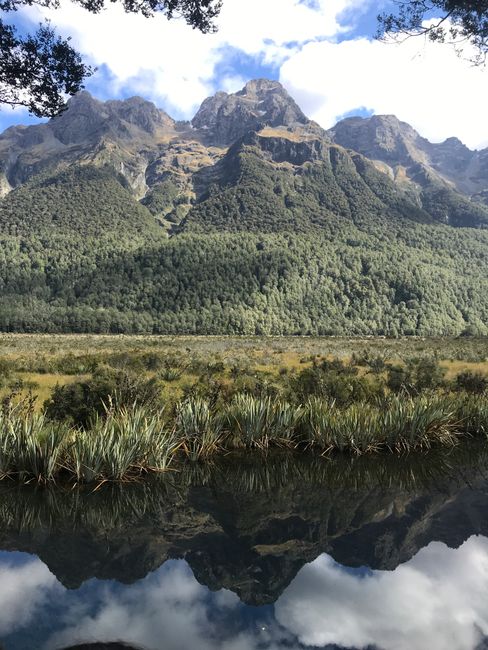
xmin=0 ymin=0 xmax=222 ymax=117
xmin=378 ymin=1 xmax=488 ymax=64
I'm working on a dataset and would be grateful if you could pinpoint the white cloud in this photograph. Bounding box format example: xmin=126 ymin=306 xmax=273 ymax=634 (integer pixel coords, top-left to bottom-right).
xmin=280 ymin=27 xmax=488 ymax=149
xmin=275 ymin=536 xmax=488 ymax=650
xmin=0 ymin=557 xmax=59 ymax=635
xmin=18 ymin=0 xmax=368 ymax=118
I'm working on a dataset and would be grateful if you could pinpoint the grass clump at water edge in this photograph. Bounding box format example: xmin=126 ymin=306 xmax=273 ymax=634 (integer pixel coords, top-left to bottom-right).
xmin=0 ymin=392 xmax=487 ymax=484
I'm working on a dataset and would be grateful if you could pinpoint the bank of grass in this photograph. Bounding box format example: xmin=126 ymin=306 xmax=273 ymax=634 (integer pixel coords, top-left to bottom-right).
xmin=0 ymin=392 xmax=487 ymax=484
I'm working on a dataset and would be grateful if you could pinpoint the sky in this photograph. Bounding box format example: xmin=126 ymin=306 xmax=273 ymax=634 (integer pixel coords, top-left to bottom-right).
xmin=2 ymin=0 xmax=488 ymax=149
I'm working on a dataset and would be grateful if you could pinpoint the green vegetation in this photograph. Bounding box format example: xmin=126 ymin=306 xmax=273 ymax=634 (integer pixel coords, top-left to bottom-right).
xmin=0 ymin=335 xmax=486 ymax=484
xmin=0 ymin=154 xmax=487 ymax=335
xmin=0 ymin=392 xmax=486 ymax=484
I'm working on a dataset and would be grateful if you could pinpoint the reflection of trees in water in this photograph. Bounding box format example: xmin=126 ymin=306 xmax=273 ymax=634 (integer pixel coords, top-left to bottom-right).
xmin=0 ymin=443 xmax=487 ymax=533
xmin=0 ymin=442 xmax=487 ymax=605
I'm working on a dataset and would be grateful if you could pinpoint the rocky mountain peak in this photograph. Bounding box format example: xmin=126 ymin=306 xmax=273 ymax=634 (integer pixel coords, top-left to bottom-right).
xmin=48 ymin=92 xmax=175 ymax=144
xmin=105 ymin=95 xmax=174 ymax=134
xmin=191 ymin=78 xmax=309 ymax=145
xmin=237 ymin=78 xmax=286 ymax=97
xmin=329 ymin=114 xmax=423 ymax=162
xmin=50 ymin=91 xmax=111 ymax=145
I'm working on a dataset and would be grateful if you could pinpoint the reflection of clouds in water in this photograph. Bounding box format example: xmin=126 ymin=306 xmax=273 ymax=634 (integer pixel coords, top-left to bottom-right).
xmin=6 ymin=538 xmax=488 ymax=650
xmin=45 ymin=561 xmax=296 ymax=650
xmin=275 ymin=537 xmax=488 ymax=650
xmin=46 ymin=562 xmax=215 ymax=650
xmin=0 ymin=557 xmax=59 ymax=635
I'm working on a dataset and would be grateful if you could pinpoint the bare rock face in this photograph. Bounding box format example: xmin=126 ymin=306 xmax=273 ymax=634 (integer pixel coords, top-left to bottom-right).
xmin=50 ymin=91 xmax=176 ymax=145
xmin=329 ymin=114 xmax=488 ymax=206
xmin=191 ymin=79 xmax=313 ymax=145
xmin=0 ymin=79 xmax=486 ymax=227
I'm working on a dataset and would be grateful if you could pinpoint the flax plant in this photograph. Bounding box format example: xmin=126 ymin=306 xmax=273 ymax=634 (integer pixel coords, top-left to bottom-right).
xmin=223 ymin=394 xmax=302 ymax=450
xmin=70 ymin=406 xmax=177 ymax=483
xmin=175 ymin=398 xmax=222 ymax=460
xmin=0 ymin=406 xmax=69 ymax=483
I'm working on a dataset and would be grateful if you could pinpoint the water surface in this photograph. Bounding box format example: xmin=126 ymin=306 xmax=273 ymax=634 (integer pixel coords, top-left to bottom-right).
xmin=1 ymin=446 xmax=488 ymax=650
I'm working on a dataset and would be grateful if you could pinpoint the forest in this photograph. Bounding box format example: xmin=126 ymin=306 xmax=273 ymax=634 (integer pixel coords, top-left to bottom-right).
xmin=0 ymin=162 xmax=487 ymax=336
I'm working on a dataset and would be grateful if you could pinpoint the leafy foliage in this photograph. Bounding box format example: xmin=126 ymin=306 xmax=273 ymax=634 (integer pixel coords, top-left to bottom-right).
xmin=378 ymin=0 xmax=488 ymax=64
xmin=0 ymin=0 xmax=221 ymax=116
xmin=0 ymin=20 xmax=91 ymax=117
xmin=0 ymin=138 xmax=487 ymax=336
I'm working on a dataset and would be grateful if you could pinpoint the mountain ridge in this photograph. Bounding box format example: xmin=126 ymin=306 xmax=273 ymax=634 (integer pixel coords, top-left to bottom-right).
xmin=0 ymin=79 xmax=487 ymax=335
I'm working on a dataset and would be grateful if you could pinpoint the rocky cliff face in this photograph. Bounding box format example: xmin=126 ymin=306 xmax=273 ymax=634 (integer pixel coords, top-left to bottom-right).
xmin=329 ymin=114 xmax=488 ymax=208
xmin=0 ymin=79 xmax=487 ymax=229
xmin=191 ymin=78 xmax=320 ymax=145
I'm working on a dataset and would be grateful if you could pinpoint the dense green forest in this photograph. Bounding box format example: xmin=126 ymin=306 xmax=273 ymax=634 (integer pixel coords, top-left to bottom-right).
xmin=0 ymin=153 xmax=487 ymax=335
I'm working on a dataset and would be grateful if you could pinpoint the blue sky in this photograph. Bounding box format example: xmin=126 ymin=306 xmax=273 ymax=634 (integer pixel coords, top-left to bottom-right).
xmin=2 ymin=0 xmax=488 ymax=148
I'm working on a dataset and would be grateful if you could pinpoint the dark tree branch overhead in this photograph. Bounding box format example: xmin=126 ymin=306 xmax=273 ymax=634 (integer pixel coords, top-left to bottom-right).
xmin=377 ymin=0 xmax=488 ymax=64
xmin=0 ymin=0 xmax=222 ymax=117
xmin=0 ymin=20 xmax=91 ymax=116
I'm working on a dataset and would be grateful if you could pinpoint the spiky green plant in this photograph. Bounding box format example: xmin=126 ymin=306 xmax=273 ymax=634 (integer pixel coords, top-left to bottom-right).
xmin=175 ymin=398 xmax=222 ymax=460
xmin=394 ymin=395 xmax=459 ymax=451
xmin=223 ymin=394 xmax=301 ymax=449
xmin=0 ymin=407 xmax=69 ymax=483
xmin=335 ymin=404 xmax=383 ymax=454
xmin=70 ymin=406 xmax=177 ymax=483
xmin=223 ymin=394 xmax=275 ymax=449
xmin=271 ymin=402 xmax=303 ymax=447
xmin=300 ymin=399 xmax=382 ymax=454
xmin=299 ymin=398 xmax=338 ymax=451
xmin=160 ymin=367 xmax=183 ymax=382
xmin=453 ymin=394 xmax=488 ymax=435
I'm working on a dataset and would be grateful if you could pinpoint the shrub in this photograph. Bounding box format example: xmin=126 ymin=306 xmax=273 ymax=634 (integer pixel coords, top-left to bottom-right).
xmin=455 ymin=371 xmax=488 ymax=394
xmin=44 ymin=369 xmax=163 ymax=426
xmin=290 ymin=360 xmax=384 ymax=406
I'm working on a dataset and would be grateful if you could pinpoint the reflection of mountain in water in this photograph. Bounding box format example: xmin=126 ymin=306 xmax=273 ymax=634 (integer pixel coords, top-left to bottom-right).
xmin=1 ymin=446 xmax=488 ymax=606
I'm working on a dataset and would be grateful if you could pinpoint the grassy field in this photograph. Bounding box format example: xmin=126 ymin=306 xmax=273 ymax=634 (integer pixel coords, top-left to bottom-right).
xmin=0 ymin=334 xmax=487 ymax=407
xmin=0 ymin=335 xmax=486 ymax=485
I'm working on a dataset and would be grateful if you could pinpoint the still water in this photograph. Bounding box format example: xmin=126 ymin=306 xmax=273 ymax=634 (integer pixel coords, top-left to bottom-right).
xmin=1 ymin=446 xmax=488 ymax=650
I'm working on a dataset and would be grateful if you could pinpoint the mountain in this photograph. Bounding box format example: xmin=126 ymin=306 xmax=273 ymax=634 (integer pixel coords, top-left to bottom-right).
xmin=0 ymin=80 xmax=487 ymax=335
xmin=329 ymin=114 xmax=488 ymax=227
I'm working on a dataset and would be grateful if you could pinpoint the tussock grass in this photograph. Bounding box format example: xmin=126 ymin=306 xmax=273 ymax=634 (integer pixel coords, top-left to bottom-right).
xmin=0 ymin=392 xmax=487 ymax=484
xmin=223 ymin=394 xmax=302 ymax=449
xmin=0 ymin=403 xmax=69 ymax=483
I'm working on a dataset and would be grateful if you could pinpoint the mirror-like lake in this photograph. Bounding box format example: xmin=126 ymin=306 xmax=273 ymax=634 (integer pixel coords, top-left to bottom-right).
xmin=1 ymin=445 xmax=488 ymax=650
